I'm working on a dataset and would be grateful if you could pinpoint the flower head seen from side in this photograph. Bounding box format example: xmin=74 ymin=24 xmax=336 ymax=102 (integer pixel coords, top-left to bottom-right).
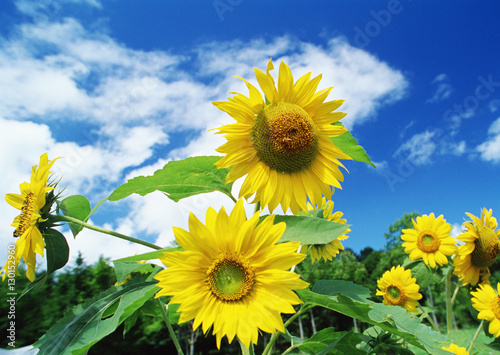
xmin=306 ymin=197 xmax=350 ymax=262
xmin=0 ymin=153 xmax=59 ymax=282
xmin=401 ymin=213 xmax=456 ymax=268
xmin=376 ymin=265 xmax=422 ymax=313
xmin=454 ymin=208 xmax=500 ymax=286
xmin=213 ymin=59 xmax=351 ymax=214
xmin=442 ymin=343 xmax=469 ymax=355
xmin=471 ymin=282 xmax=500 ymax=337
xmin=154 ymin=199 xmax=309 ymax=349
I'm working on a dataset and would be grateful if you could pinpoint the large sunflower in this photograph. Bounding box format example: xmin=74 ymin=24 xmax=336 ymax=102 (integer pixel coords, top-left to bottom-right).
xmin=471 ymin=282 xmax=500 ymax=337
xmin=306 ymin=197 xmax=350 ymax=262
xmin=453 ymin=208 xmax=500 ymax=286
xmin=0 ymin=153 xmax=58 ymax=281
xmin=213 ymin=59 xmax=351 ymax=214
xmin=401 ymin=213 xmax=456 ymax=268
xmin=376 ymin=265 xmax=422 ymax=313
xmin=154 ymin=199 xmax=308 ymax=349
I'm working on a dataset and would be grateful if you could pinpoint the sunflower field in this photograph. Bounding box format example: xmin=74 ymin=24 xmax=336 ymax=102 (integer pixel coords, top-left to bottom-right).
xmin=3 ymin=59 xmax=500 ymax=355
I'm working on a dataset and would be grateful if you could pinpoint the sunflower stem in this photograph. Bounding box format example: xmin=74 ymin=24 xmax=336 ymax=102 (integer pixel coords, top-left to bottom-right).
xmin=451 ymin=281 xmax=460 ymax=305
xmin=417 ymin=305 xmax=440 ymax=334
xmin=468 ymin=319 xmax=483 ymax=353
xmin=262 ymin=304 xmax=311 ymax=355
xmin=238 ymin=339 xmax=254 ymax=355
xmin=50 ymin=214 xmax=163 ymax=250
xmin=445 ymin=267 xmax=453 ymax=334
xmin=156 ymin=299 xmax=185 ymax=355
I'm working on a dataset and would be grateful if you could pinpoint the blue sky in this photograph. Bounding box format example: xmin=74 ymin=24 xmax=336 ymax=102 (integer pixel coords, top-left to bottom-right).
xmin=1 ymin=0 xmax=500 ymax=268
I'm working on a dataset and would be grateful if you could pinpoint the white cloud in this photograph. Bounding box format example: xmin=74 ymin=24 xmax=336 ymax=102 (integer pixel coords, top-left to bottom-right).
xmin=477 ymin=117 xmax=500 ymax=163
xmin=426 ymin=73 xmax=453 ymax=103
xmin=489 ymin=99 xmax=500 ymax=113
xmin=394 ymin=130 xmax=438 ymax=166
xmin=395 ymin=129 xmax=466 ymax=166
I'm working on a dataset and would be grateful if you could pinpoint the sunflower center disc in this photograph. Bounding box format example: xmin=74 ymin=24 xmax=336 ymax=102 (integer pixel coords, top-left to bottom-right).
xmin=207 ymin=256 xmax=254 ymax=301
xmin=387 ymin=285 xmax=405 ymax=305
xmin=253 ymin=102 xmax=319 ymax=173
xmin=416 ymin=230 xmax=441 ymax=253
xmin=471 ymin=227 xmax=500 ymax=269
xmin=14 ymin=192 xmax=36 ymax=238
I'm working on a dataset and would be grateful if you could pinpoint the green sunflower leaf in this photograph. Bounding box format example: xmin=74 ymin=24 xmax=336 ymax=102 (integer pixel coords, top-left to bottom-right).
xmin=330 ymin=129 xmax=375 ymax=168
xmin=44 ymin=229 xmax=70 ymax=275
xmin=108 ymin=156 xmax=234 ymax=203
xmin=294 ymin=329 xmax=368 ymax=355
xmin=33 ymin=275 xmax=160 ymax=355
xmin=113 ymin=261 xmax=157 ymax=285
xmin=271 ymin=215 xmax=350 ymax=245
xmin=58 ymin=195 xmax=92 ymax=237
xmin=297 ymin=280 xmax=449 ymax=354
xmin=113 ymin=247 xmax=182 ymax=263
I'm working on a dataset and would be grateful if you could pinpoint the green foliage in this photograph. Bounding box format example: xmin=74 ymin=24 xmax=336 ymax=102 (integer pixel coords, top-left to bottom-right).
xmin=33 ymin=274 xmax=160 ymax=355
xmin=330 ymin=123 xmax=375 ymax=168
xmin=108 ymin=156 xmax=234 ymax=203
xmin=384 ymin=211 xmax=420 ymax=250
xmin=58 ymin=195 xmax=92 ymax=237
xmin=271 ymin=215 xmax=350 ymax=245
xmin=293 ymin=329 xmax=368 ymax=354
xmin=44 ymin=229 xmax=70 ymax=275
xmin=298 ymin=280 xmax=449 ymax=354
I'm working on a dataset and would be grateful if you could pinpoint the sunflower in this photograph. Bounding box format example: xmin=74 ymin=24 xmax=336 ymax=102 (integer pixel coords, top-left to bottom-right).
xmin=471 ymin=282 xmax=500 ymax=337
xmin=453 ymin=208 xmax=500 ymax=286
xmin=400 ymin=213 xmax=456 ymax=268
xmin=154 ymin=199 xmax=308 ymax=349
xmin=442 ymin=343 xmax=469 ymax=355
xmin=376 ymin=265 xmax=422 ymax=313
xmin=0 ymin=153 xmax=58 ymax=282
xmin=306 ymin=197 xmax=350 ymax=262
xmin=213 ymin=59 xmax=351 ymax=214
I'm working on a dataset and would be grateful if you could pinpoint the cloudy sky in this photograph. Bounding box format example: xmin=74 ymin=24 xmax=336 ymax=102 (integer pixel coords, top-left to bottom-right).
xmin=1 ymin=0 xmax=500 ymax=270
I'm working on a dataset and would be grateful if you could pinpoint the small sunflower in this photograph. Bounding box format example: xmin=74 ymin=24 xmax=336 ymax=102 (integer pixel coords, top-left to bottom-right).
xmin=471 ymin=282 xmax=500 ymax=337
xmin=376 ymin=265 xmax=422 ymax=313
xmin=306 ymin=197 xmax=350 ymax=262
xmin=154 ymin=199 xmax=308 ymax=349
xmin=454 ymin=208 xmax=500 ymax=286
xmin=442 ymin=343 xmax=469 ymax=355
xmin=401 ymin=213 xmax=456 ymax=268
xmin=213 ymin=59 xmax=351 ymax=214
xmin=0 ymin=153 xmax=59 ymax=281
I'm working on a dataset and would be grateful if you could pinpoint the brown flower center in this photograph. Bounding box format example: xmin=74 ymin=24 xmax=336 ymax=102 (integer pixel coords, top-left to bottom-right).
xmin=14 ymin=192 xmax=36 ymax=238
xmin=253 ymin=102 xmax=319 ymax=173
xmin=206 ymin=253 xmax=255 ymax=301
xmin=416 ymin=230 xmax=441 ymax=253
xmin=471 ymin=227 xmax=500 ymax=269
xmin=386 ymin=284 xmax=406 ymax=306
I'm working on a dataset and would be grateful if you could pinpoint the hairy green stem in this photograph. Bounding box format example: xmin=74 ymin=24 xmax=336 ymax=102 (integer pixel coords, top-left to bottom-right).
xmin=468 ymin=320 xmax=484 ymax=353
xmin=451 ymin=282 xmax=460 ymax=305
xmin=238 ymin=339 xmax=254 ymax=355
xmin=156 ymin=299 xmax=185 ymax=355
xmin=418 ymin=305 xmax=440 ymax=334
xmin=445 ymin=267 xmax=453 ymax=334
xmin=262 ymin=305 xmax=310 ymax=355
xmin=51 ymin=214 xmax=163 ymax=250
